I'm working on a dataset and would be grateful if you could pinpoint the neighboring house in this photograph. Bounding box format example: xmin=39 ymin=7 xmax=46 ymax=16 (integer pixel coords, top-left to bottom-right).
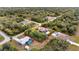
xmin=38 ymin=27 xmax=50 ymax=35
xmin=20 ymin=20 xmax=31 ymax=25
xmin=13 ymin=36 xmax=32 ymax=45
xmin=45 ymin=16 xmax=56 ymax=21
xmin=52 ymin=32 xmax=70 ymax=40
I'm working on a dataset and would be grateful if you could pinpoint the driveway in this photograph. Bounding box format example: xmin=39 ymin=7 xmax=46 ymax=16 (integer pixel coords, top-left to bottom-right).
xmin=66 ymin=39 xmax=79 ymax=47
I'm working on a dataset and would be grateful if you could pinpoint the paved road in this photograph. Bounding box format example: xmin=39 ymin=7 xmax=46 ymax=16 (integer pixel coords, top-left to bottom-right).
xmin=0 ymin=31 xmax=10 ymax=45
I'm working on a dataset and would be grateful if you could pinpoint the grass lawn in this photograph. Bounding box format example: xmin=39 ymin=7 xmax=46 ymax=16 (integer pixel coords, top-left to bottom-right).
xmin=67 ymin=45 xmax=79 ymax=51
xmin=0 ymin=35 xmax=4 ymax=41
xmin=8 ymin=40 xmax=25 ymax=51
xmin=71 ymin=36 xmax=79 ymax=43
xmin=0 ymin=45 xmax=2 ymax=50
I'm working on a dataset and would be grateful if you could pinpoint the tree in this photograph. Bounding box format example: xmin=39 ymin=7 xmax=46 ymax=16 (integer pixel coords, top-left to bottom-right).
xmin=41 ymin=38 xmax=69 ymax=51
xmin=1 ymin=43 xmax=18 ymax=51
xmin=67 ymin=26 xmax=76 ymax=35
xmin=15 ymin=17 xmax=24 ymax=23
xmin=4 ymin=29 xmax=14 ymax=36
xmin=25 ymin=29 xmax=46 ymax=42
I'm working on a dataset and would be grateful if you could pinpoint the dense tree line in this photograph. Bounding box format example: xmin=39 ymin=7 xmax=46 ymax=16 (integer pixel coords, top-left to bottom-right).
xmin=0 ymin=7 xmax=69 ymax=18
xmin=0 ymin=19 xmax=29 ymax=36
xmin=42 ymin=11 xmax=79 ymax=35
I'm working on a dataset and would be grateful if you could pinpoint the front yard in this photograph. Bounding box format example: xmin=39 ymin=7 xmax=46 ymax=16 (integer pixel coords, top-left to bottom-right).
xmin=71 ymin=36 xmax=79 ymax=43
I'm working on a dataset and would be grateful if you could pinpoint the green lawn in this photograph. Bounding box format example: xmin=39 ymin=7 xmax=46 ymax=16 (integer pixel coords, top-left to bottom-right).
xmin=67 ymin=45 xmax=79 ymax=51
xmin=71 ymin=36 xmax=79 ymax=43
xmin=67 ymin=36 xmax=79 ymax=51
xmin=0 ymin=35 xmax=4 ymax=41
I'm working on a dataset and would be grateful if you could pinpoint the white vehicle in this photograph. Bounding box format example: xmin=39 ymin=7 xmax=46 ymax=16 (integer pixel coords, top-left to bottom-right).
xmin=25 ymin=45 xmax=30 ymax=50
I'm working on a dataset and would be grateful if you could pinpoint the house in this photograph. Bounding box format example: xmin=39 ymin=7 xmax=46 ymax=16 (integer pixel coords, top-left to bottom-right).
xmin=52 ymin=32 xmax=70 ymax=40
xmin=45 ymin=16 xmax=56 ymax=21
xmin=20 ymin=36 xmax=32 ymax=45
xmin=13 ymin=36 xmax=32 ymax=45
xmin=20 ymin=20 xmax=30 ymax=25
xmin=38 ymin=27 xmax=50 ymax=35
xmin=52 ymin=32 xmax=79 ymax=47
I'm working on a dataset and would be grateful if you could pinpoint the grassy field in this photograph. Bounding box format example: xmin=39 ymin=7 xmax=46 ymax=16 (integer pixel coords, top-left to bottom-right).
xmin=8 ymin=40 xmax=25 ymax=51
xmin=67 ymin=45 xmax=79 ymax=51
xmin=67 ymin=24 xmax=79 ymax=51
xmin=71 ymin=36 xmax=79 ymax=43
xmin=0 ymin=35 xmax=4 ymax=41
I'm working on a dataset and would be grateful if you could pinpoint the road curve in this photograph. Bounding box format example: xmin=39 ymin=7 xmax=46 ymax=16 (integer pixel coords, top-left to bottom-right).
xmin=0 ymin=31 xmax=10 ymax=45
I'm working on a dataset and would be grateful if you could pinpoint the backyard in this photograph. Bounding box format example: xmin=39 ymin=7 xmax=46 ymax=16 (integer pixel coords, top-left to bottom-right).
xmin=24 ymin=28 xmax=47 ymax=42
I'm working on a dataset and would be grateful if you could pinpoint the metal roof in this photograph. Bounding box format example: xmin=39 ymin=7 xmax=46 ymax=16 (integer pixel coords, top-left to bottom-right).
xmin=20 ymin=36 xmax=31 ymax=45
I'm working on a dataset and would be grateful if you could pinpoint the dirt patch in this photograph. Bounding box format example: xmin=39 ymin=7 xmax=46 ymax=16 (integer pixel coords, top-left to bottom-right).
xmin=30 ymin=35 xmax=54 ymax=50
xmin=9 ymin=40 xmax=25 ymax=51
xmin=30 ymin=39 xmax=41 ymax=49
xmin=40 ymin=36 xmax=54 ymax=49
